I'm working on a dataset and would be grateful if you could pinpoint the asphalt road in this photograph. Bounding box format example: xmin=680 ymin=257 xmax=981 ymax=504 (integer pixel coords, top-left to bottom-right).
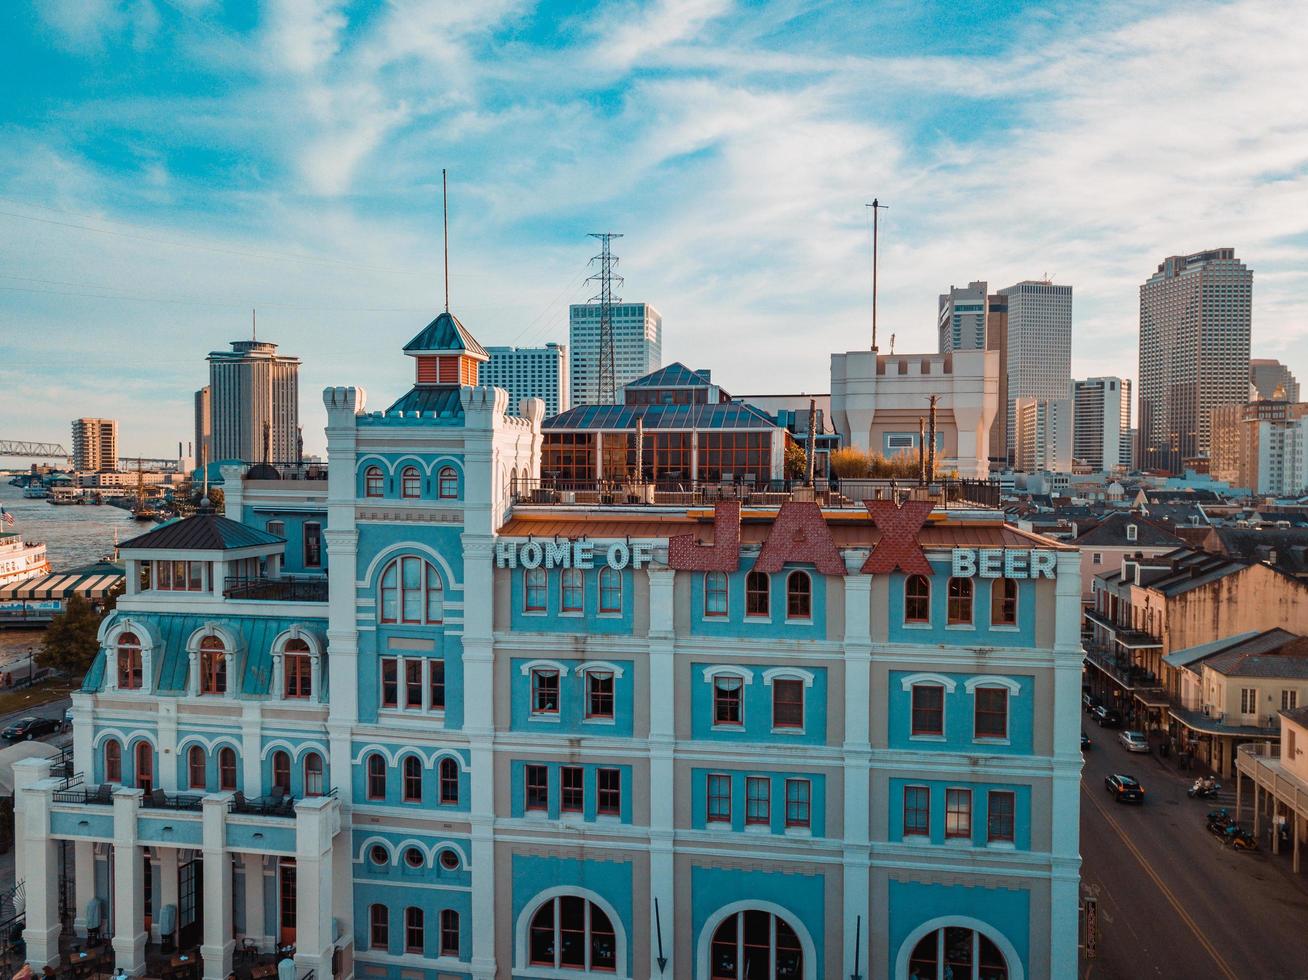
xmin=1079 ymin=719 xmax=1308 ymax=980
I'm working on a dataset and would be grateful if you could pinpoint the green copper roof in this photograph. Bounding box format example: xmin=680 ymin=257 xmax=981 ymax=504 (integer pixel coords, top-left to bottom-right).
xmin=118 ymin=514 xmax=284 ymax=552
xmin=402 ymin=311 xmax=488 ymax=359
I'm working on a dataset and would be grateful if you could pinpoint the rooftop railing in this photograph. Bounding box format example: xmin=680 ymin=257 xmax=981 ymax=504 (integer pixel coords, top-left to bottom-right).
xmin=510 ymin=476 xmax=1001 ymax=511
xmin=237 ymin=461 xmax=328 ymax=481
xmin=224 ymin=575 xmax=329 ymax=602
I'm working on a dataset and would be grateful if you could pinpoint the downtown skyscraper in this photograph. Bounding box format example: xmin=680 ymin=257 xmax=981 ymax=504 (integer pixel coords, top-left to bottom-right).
xmin=568 ymin=302 xmax=662 ymax=406
xmin=206 ymin=338 xmax=301 ymax=463
xmin=1138 ymin=248 xmax=1252 ymax=473
xmin=999 ymin=280 xmax=1072 ymax=465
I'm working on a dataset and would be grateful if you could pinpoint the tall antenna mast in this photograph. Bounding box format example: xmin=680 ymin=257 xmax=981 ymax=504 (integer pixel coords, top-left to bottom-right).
xmin=442 ymin=169 xmax=450 ymax=313
xmin=586 ymin=232 xmax=624 ymax=403
xmin=866 ymin=199 xmax=889 ymax=352
xmin=252 ymin=308 xmax=257 ymax=342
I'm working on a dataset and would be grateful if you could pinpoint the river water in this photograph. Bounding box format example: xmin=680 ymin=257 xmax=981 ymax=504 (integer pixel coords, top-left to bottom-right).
xmin=0 ymin=481 xmax=138 ymax=667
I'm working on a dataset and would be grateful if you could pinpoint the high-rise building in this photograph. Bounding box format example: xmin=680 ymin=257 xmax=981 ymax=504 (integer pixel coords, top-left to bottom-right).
xmin=1210 ymin=398 xmax=1308 ymax=495
xmin=986 ymin=292 xmax=1009 ymax=465
xmin=1072 ymin=377 xmax=1131 ymax=472
xmin=568 ymin=302 xmax=661 ymax=406
xmin=482 ymin=343 xmax=570 ymax=416
xmin=1138 ymin=248 xmax=1252 ymax=473
xmin=207 ymin=339 xmax=300 ymax=463
xmin=937 ymin=281 xmax=989 ymax=353
xmin=1251 ymin=358 xmax=1300 ymax=402
xmin=194 ymin=386 xmax=212 ymax=467
xmin=1014 ymin=397 xmax=1073 ymax=473
xmin=999 ymin=280 xmax=1073 ymax=461
xmin=70 ymin=418 xmax=118 ymax=471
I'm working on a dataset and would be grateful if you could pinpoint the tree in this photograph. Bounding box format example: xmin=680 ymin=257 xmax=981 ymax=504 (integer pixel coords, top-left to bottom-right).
xmin=829 ymin=447 xmax=870 ymax=479
xmin=784 ymin=443 xmax=808 ymax=480
xmin=39 ymin=585 xmax=120 ymax=679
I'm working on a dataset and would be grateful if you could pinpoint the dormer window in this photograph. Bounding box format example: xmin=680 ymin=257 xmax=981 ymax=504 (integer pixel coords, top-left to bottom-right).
xmin=1126 ymin=523 xmax=1138 ymax=542
xmin=116 ymin=632 xmax=143 ymax=690
xmin=199 ymin=636 xmax=228 ymax=695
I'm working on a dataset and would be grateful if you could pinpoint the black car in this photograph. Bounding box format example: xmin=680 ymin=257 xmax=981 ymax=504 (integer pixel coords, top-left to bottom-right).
xmin=1083 ymin=691 xmax=1101 ymax=712
xmin=2 ymin=715 xmax=61 ymax=741
xmin=1105 ymin=773 xmax=1145 ymax=803
xmin=1081 ymin=731 xmax=1092 ymax=750
xmin=1093 ymin=705 xmax=1122 ymax=728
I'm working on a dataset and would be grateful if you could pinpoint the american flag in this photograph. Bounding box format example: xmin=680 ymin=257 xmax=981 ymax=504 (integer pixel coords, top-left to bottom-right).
xmin=1 ymin=507 xmax=14 ymax=527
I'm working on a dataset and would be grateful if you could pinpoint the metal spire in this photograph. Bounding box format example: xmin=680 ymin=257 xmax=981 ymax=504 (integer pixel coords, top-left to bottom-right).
xmin=867 ymin=199 xmax=889 ymax=352
xmin=442 ymin=169 xmax=450 ymax=313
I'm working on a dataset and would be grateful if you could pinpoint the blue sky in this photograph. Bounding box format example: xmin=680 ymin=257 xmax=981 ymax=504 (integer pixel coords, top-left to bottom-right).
xmin=2 ymin=0 xmax=1306 ymax=456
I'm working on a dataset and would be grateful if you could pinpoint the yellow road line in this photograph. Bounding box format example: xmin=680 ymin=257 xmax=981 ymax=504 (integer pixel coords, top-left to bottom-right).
xmin=1081 ymin=781 xmax=1240 ymax=980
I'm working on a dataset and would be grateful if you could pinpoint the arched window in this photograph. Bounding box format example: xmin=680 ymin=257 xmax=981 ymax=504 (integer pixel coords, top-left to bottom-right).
xmin=218 ymin=747 xmax=237 ymax=791
xmin=524 ymin=568 xmax=547 ymax=612
xmin=271 ymin=750 xmax=291 ymax=795
xmin=303 ymin=752 xmax=324 ymax=797
xmin=560 ymin=568 xmax=584 ymax=613
xmin=746 ymin=570 xmax=769 ymax=617
xmin=198 ymin=635 xmax=227 ymax=695
xmin=785 ymin=571 xmax=811 ymax=621
xmin=528 ymin=895 xmax=617 ymax=972
xmin=135 ymin=742 xmax=154 ymax=793
xmin=704 ymin=572 xmax=728 ymax=618
xmin=439 ymin=909 xmax=460 ymax=956
xmin=379 ymin=557 xmax=443 ymax=624
xmin=713 ymin=674 xmax=744 ymax=727
xmin=991 ymin=578 xmax=1018 ymax=626
xmin=402 ymin=756 xmax=422 ymax=803
xmin=187 ymin=745 xmax=206 ymax=789
xmin=116 ymin=632 xmax=143 ymax=690
xmin=905 ymin=575 xmax=931 ymax=623
xmin=598 ymin=567 xmax=622 ymax=614
xmin=367 ymin=754 xmax=387 ymax=800
xmin=404 ymin=907 xmax=424 ymax=953
xmin=908 ymin=926 xmax=1009 ymax=979
xmin=282 ymin=637 xmax=312 ymax=699
xmin=439 ymin=758 xmax=460 ymax=804
xmin=401 ymin=466 xmax=421 ymax=498
xmin=438 ymin=466 xmax=458 ymax=499
xmin=364 ymin=466 xmax=384 ymax=498
xmin=709 ymin=909 xmax=803 ymax=979
xmin=104 ymin=739 xmax=122 ymax=783
xmin=947 ymin=577 xmax=973 ymax=626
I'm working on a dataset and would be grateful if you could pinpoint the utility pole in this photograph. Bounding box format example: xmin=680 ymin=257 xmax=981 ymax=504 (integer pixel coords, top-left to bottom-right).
xmin=926 ymin=395 xmax=939 ymax=482
xmin=586 ymin=233 xmax=624 ymax=404
xmin=866 ymin=199 xmax=889 ymax=352
xmin=918 ymin=416 xmax=927 ymax=485
xmin=805 ymin=398 xmax=818 ymax=487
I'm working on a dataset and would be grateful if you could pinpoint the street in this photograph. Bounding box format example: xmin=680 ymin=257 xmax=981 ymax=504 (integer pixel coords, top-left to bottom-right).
xmin=1079 ymin=719 xmax=1308 ymax=979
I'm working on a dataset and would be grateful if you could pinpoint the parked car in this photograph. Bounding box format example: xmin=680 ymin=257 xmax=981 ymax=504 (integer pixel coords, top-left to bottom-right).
xmin=1083 ymin=691 xmax=1102 ymax=712
xmin=1081 ymin=731 xmax=1092 ymax=750
xmin=1119 ymin=730 xmax=1149 ymax=753
xmin=1105 ymin=773 xmax=1145 ymax=803
xmin=2 ymin=715 xmax=61 ymax=741
xmin=1093 ymin=705 xmax=1123 ymax=728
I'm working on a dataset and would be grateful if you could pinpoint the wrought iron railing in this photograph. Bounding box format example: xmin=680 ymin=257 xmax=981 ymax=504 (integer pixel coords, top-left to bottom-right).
xmin=237 ymin=462 xmax=328 ymax=481
xmin=224 ymin=576 xmax=329 ymax=602
xmin=141 ymin=790 xmax=205 ymax=811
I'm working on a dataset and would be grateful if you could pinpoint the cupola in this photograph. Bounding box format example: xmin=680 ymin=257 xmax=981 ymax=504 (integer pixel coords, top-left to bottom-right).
xmin=403 ymin=311 xmax=489 ymax=387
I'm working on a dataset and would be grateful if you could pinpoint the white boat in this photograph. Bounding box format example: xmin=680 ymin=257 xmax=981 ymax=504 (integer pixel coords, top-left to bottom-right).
xmin=22 ymin=485 xmax=49 ymax=499
xmin=0 ymin=531 xmax=51 ymax=589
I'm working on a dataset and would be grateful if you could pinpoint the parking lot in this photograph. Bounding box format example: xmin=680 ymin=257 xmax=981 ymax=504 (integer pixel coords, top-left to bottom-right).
xmin=1079 ymin=711 xmax=1308 ymax=979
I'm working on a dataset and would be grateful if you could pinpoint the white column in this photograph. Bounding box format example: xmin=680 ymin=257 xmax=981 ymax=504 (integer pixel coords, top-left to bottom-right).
xmin=461 ymin=536 xmax=497 ymax=980
xmin=71 ymin=691 xmax=94 ymax=781
xmin=293 ymin=795 xmax=339 ymax=979
xmin=647 ymin=563 xmax=676 ymax=976
xmin=158 ymin=847 xmax=179 ymax=948
xmin=201 ymin=795 xmax=234 ymax=980
xmin=241 ymin=854 xmax=267 ymax=952
xmin=112 ymin=787 xmax=147 ymax=976
xmin=15 ymin=759 xmax=60 ymax=969
xmin=158 ymin=701 xmax=179 ymax=793
xmin=241 ymin=702 xmax=263 ymax=794
xmin=74 ymin=840 xmax=97 ymax=937
xmin=842 ymin=561 xmax=872 ymax=980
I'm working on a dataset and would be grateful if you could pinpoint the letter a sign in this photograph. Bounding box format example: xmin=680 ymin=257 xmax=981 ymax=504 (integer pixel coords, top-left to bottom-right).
xmin=860 ymin=500 xmax=934 ymax=576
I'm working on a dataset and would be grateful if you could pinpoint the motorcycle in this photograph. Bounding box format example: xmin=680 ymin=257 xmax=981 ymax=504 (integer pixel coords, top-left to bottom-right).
xmin=1220 ymin=824 xmax=1257 ymax=850
xmin=1188 ymin=777 xmax=1221 ymax=799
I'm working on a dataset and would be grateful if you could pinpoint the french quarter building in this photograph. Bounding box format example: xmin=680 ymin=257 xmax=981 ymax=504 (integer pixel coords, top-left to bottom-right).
xmin=15 ymin=308 xmax=1083 ymax=980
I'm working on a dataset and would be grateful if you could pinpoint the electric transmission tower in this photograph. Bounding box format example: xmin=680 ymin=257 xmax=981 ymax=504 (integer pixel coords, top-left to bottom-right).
xmin=586 ymin=232 xmax=624 ymax=404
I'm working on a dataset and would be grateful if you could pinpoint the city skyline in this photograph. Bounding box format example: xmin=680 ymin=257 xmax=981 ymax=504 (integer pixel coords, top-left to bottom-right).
xmin=2 ymin=0 xmax=1307 ymax=456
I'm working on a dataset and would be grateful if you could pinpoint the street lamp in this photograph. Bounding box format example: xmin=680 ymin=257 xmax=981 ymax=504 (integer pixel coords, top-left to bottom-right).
xmin=27 ymin=645 xmax=34 ymax=687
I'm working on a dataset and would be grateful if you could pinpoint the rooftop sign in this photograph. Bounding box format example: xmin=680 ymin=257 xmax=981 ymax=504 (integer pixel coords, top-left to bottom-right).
xmin=495 ymin=539 xmax=654 ymax=571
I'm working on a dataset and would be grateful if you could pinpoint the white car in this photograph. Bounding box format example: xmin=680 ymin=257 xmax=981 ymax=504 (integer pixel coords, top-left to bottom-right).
xmin=1119 ymin=730 xmax=1149 ymax=753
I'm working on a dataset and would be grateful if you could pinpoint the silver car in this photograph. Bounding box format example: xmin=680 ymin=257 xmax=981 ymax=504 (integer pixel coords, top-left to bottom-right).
xmin=1119 ymin=730 xmax=1149 ymax=753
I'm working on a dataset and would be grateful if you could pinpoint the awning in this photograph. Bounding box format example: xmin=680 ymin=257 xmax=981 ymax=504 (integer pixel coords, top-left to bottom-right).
xmin=1084 ymin=609 xmax=1117 ymax=633
xmin=1116 ymin=630 xmax=1162 ymax=650
xmin=0 ymin=570 xmax=125 ymax=601
xmin=1169 ymin=705 xmax=1279 ymax=738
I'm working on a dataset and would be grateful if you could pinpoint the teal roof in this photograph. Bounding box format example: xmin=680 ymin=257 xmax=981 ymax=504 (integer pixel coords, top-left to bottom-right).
xmin=627 ymin=363 xmax=713 ymax=388
xmin=118 ymin=514 xmax=284 ymax=552
xmin=402 ymin=311 xmax=488 ymax=359
xmin=86 ymin=611 xmax=327 ymax=696
xmin=381 ymin=386 xmax=468 ymax=418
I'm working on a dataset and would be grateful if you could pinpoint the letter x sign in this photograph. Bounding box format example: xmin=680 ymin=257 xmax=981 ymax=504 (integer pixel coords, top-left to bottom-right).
xmin=860 ymin=500 xmax=934 ymax=575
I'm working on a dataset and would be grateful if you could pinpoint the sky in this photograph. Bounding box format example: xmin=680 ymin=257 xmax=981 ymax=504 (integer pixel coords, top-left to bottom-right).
xmin=1 ymin=0 xmax=1306 ymax=458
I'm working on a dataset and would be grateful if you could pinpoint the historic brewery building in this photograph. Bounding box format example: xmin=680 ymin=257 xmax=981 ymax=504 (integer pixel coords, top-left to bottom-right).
xmin=15 ymin=311 xmax=1082 ymax=979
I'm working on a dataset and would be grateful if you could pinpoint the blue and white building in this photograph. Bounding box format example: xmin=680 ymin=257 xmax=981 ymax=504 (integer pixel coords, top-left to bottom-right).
xmin=15 ymin=307 xmax=1083 ymax=980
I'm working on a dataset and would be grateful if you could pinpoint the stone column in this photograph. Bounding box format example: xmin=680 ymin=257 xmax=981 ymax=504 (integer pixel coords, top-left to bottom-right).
xmin=158 ymin=847 xmax=179 ymax=948
xmin=240 ymin=702 xmax=263 ymax=795
xmin=201 ymin=794 xmax=234 ymax=980
xmin=841 ymin=559 xmax=873 ymax=980
xmin=15 ymin=759 xmax=60 ymax=969
xmin=646 ymin=563 xmax=676 ymax=976
xmin=71 ymin=691 xmax=94 ymax=783
xmin=293 ymin=795 xmax=340 ymax=980
xmin=158 ymin=701 xmax=179 ymax=793
xmin=74 ymin=840 xmax=97 ymax=937
xmin=112 ymin=787 xmax=147 ymax=976
xmin=241 ymin=854 xmax=266 ymax=951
